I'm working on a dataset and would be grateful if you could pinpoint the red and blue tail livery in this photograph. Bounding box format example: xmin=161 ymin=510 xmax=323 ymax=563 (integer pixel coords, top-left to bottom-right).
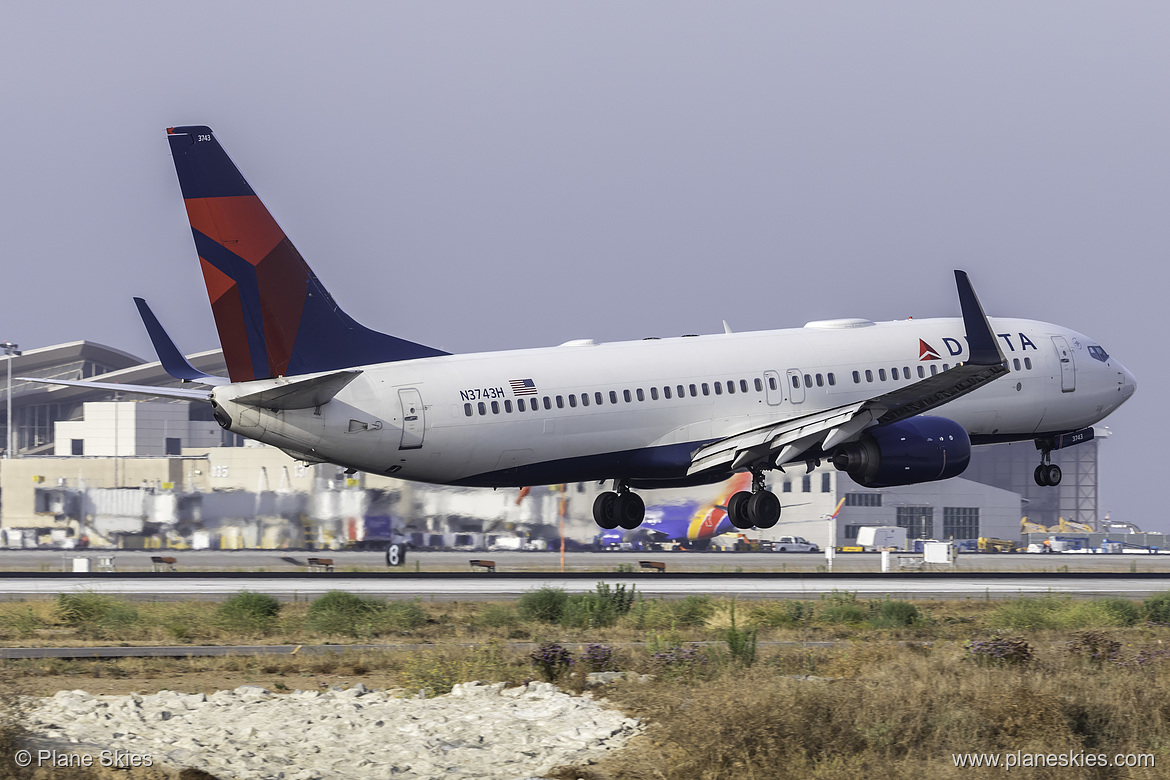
xmin=165 ymin=126 xmax=447 ymax=382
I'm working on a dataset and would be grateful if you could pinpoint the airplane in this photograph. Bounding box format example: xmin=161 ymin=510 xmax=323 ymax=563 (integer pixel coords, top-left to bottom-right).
xmin=27 ymin=126 xmax=1138 ymax=536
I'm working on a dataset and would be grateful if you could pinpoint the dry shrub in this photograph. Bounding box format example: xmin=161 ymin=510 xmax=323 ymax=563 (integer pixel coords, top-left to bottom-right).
xmin=555 ymin=643 xmax=1170 ymax=780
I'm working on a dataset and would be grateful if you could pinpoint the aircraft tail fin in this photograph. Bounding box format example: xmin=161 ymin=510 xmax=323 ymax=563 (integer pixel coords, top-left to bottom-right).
xmin=165 ymin=125 xmax=448 ymax=383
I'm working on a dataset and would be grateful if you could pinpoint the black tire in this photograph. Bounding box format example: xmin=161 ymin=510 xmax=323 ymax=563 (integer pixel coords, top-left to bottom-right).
xmin=748 ymin=490 xmax=781 ymax=529
xmin=593 ymin=491 xmax=619 ymax=529
xmin=727 ymin=491 xmax=753 ymax=529
xmin=1034 ymin=464 xmax=1049 ymax=487
xmin=616 ymin=492 xmax=645 ymax=529
xmin=1045 ymin=464 xmax=1062 ymax=486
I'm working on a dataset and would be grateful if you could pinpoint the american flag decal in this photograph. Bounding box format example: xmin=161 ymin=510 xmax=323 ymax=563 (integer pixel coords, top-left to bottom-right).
xmin=509 ymin=378 xmax=538 ymax=396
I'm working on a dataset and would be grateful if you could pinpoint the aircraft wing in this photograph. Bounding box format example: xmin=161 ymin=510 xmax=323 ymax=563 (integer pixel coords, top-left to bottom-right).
xmin=687 ymin=270 xmax=1009 ymax=477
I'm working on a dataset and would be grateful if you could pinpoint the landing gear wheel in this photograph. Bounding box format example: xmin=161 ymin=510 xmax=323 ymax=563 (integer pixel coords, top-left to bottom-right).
xmin=593 ymin=491 xmax=619 ymax=529
xmin=615 ymin=492 xmax=645 ymax=529
xmin=1044 ymin=464 xmax=1062 ymax=486
xmin=727 ymin=491 xmax=753 ymax=529
xmin=747 ymin=490 xmax=781 ymax=529
xmin=1034 ymin=464 xmax=1048 ymax=487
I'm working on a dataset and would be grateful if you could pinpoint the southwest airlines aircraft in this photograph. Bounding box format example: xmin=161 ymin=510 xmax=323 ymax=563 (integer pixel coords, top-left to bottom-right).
xmin=33 ymin=126 xmax=1137 ymax=534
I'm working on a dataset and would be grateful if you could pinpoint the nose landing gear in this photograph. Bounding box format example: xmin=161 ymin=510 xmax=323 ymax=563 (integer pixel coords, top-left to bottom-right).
xmin=1034 ymin=451 xmax=1063 ymax=487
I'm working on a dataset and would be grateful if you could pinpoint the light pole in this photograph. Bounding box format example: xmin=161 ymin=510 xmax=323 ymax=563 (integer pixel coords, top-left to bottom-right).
xmin=2 ymin=341 xmax=20 ymax=459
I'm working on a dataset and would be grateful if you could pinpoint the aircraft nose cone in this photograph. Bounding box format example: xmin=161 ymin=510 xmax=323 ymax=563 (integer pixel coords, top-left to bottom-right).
xmin=1119 ymin=364 xmax=1137 ymax=400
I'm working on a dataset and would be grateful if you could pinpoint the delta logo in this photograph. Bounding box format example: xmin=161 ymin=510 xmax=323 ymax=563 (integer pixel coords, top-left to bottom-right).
xmin=919 ymin=332 xmax=1038 ymax=361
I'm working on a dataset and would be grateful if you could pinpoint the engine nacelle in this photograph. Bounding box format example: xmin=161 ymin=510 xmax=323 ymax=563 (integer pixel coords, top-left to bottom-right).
xmin=831 ymin=416 xmax=971 ymax=488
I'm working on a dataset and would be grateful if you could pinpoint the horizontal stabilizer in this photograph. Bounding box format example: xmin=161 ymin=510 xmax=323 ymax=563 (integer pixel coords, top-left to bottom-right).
xmin=18 ymin=377 xmax=212 ymax=402
xmin=134 ymin=297 xmax=228 ymax=385
xmin=231 ymin=370 xmax=362 ymax=410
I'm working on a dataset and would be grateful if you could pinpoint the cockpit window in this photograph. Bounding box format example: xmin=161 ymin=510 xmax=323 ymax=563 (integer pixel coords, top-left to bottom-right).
xmin=1088 ymin=345 xmax=1109 ymax=363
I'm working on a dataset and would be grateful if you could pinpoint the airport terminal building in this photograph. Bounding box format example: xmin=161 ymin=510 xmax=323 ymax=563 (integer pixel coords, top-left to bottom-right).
xmin=0 ymin=340 xmax=1112 ymax=550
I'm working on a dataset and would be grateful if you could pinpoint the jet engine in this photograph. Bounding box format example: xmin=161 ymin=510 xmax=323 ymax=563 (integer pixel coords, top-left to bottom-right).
xmin=830 ymin=416 xmax=971 ymax=488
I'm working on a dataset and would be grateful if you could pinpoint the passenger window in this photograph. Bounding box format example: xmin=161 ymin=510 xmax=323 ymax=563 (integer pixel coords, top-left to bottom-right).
xmin=504 ymin=400 xmax=512 ymax=413
xmin=702 ymin=383 xmax=710 ymax=396
xmin=556 ymin=396 xmax=564 ymax=409
xmin=609 ymin=391 xmax=618 ymax=404
xmin=903 ymin=366 xmax=910 ymax=378
xmin=677 ymin=384 xmax=685 ymax=397
xmin=624 ymin=389 xmax=632 ymax=402
xmin=543 ymin=397 xmax=551 ymax=410
xmin=878 ymin=369 xmax=886 ymax=381
xmin=930 ymin=365 xmax=938 ymax=376
xmin=739 ymin=379 xmax=748 ymax=393
xmin=815 ymin=374 xmax=824 ymax=387
xmin=791 ymin=375 xmax=801 ymax=388
xmin=464 ymin=403 xmax=473 ymax=417
xmin=891 ymin=367 xmax=899 ymax=380
xmin=491 ymin=401 xmax=499 ymax=414
xmin=828 ymin=373 xmax=836 ymax=386
xmin=726 ymin=381 xmax=735 ymax=395
xmin=1013 ymin=358 xmax=1021 ymax=371
xmin=690 ymin=384 xmax=698 ymax=397
xmin=865 ymin=370 xmax=873 ymax=382
xmin=714 ymin=382 xmax=723 ymax=395
xmin=852 ymin=371 xmax=860 ymax=383
xmin=636 ymin=389 xmax=645 ymax=401
xmin=478 ymin=402 xmax=486 ymax=415
xmin=804 ymin=373 xmax=812 ymax=387
xmin=663 ymin=386 xmax=672 ymax=399
xmin=754 ymin=378 xmax=763 ymax=392
xmin=1024 ymin=357 xmax=1033 ymax=370
xmin=569 ymin=395 xmax=577 ymax=408
xmin=768 ymin=376 xmax=778 ymax=391
xmin=580 ymin=393 xmax=588 ymax=407
xmin=917 ymin=365 xmax=925 ymax=378
xmin=650 ymin=387 xmax=659 ymax=400
xmin=517 ymin=398 xmax=526 ymax=412
xmin=942 ymin=364 xmax=949 ymax=371
xmin=595 ymin=392 xmax=603 ymax=405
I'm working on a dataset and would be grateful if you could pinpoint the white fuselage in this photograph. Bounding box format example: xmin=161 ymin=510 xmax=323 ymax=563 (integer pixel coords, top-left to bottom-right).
xmin=210 ymin=316 xmax=1135 ymax=488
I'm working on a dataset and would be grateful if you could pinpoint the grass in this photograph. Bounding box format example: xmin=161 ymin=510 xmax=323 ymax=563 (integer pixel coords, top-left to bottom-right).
xmin=7 ymin=589 xmax=1170 ymax=778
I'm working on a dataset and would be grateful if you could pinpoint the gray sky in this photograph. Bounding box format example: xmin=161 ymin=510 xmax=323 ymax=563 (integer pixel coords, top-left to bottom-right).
xmin=2 ymin=3 xmax=1163 ymax=528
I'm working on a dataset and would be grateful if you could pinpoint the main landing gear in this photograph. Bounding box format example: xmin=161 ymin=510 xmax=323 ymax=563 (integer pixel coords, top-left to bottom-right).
xmin=593 ymin=483 xmax=645 ymax=530
xmin=727 ymin=469 xmax=781 ymax=530
xmin=1034 ymin=450 xmax=1063 ymax=487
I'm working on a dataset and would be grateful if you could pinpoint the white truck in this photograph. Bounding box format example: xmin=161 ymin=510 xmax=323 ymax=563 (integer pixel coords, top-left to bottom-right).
xmin=772 ymin=535 xmax=820 ymax=553
xmin=856 ymin=526 xmax=908 ymax=551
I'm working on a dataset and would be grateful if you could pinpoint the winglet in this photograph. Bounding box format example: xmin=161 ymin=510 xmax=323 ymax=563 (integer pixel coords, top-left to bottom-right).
xmin=954 ymin=270 xmax=1006 ymax=366
xmin=134 ymin=297 xmax=227 ymax=385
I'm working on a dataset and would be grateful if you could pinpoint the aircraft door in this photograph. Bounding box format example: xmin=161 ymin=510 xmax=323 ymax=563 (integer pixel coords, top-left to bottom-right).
xmin=785 ymin=369 xmax=805 ymax=404
xmin=1051 ymin=336 xmax=1076 ymax=393
xmin=398 ymin=388 xmax=425 ymax=449
xmin=763 ymin=370 xmax=783 ymax=406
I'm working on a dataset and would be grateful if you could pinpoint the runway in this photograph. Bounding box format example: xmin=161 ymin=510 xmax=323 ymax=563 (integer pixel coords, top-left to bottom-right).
xmin=2 ymin=572 xmax=1169 ymax=600
xmin=4 ymin=548 xmax=1170 ymax=574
